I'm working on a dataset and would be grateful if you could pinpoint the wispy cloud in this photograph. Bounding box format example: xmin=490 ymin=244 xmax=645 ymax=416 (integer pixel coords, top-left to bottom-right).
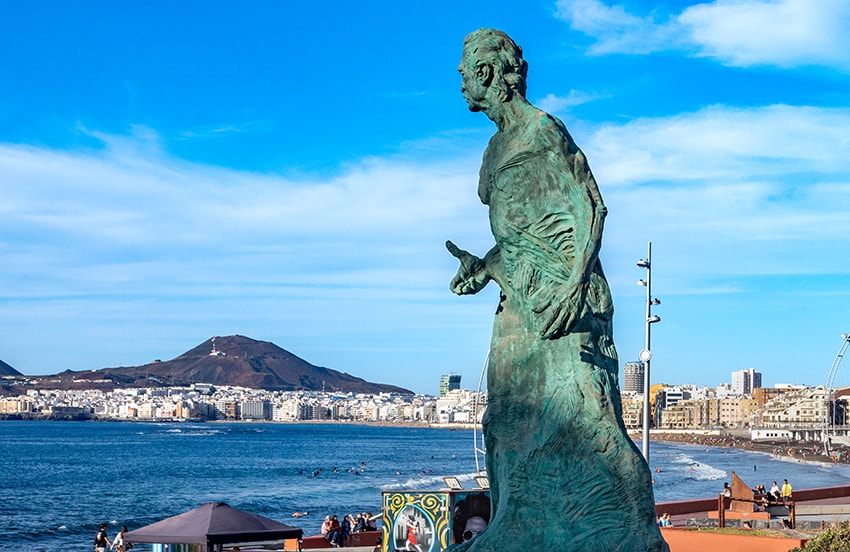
xmin=555 ymin=0 xmax=850 ymax=70
xmin=0 ymin=132 xmax=497 ymax=378
xmin=680 ymin=0 xmax=850 ymax=69
xmin=0 ymin=134 xmax=486 ymax=300
xmin=2 ymin=100 xmax=849 ymax=382
xmin=178 ymin=121 xmax=274 ymax=139
xmin=588 ymin=104 xmax=850 ymax=185
xmin=3 ymin=102 xmax=849 ymax=316
xmin=555 ymin=0 xmax=683 ymax=54
xmin=582 ymin=103 xmax=850 ymax=279
xmin=535 ymin=90 xmax=604 ymax=113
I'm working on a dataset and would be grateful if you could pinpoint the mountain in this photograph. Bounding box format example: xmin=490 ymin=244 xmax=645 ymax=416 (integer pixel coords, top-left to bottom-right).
xmin=0 ymin=359 xmax=22 ymax=377
xmin=39 ymin=335 xmax=413 ymax=394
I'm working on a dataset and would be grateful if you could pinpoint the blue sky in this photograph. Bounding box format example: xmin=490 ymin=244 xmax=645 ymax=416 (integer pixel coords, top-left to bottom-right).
xmin=2 ymin=0 xmax=849 ymax=395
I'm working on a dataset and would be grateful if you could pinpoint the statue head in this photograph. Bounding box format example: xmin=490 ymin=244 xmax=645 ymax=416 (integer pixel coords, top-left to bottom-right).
xmin=459 ymin=29 xmax=528 ymax=112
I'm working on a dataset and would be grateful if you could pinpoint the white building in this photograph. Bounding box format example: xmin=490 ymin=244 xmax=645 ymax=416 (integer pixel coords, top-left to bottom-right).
xmin=731 ymin=368 xmax=763 ymax=396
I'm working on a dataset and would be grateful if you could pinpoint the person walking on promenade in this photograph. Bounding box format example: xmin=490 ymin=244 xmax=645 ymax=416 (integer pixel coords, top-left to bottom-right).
xmin=94 ymin=523 xmax=111 ymax=552
xmin=111 ymin=525 xmax=128 ymax=552
xmin=781 ymin=479 xmax=793 ymax=504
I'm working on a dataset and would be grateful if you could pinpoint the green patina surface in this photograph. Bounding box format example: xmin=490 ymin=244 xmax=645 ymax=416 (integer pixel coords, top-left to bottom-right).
xmin=446 ymin=29 xmax=669 ymax=552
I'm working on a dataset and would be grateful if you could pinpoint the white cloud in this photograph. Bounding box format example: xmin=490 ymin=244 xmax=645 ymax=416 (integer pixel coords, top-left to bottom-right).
xmin=555 ymin=0 xmax=850 ymax=70
xmin=3 ymin=106 xmax=850 ymax=385
xmin=0 ymin=137 xmax=488 ymax=302
xmin=680 ymin=0 xmax=850 ymax=68
xmin=0 ymin=133 xmax=499 ymax=383
xmin=555 ymin=0 xmax=682 ymax=54
xmin=535 ymin=90 xmax=604 ymax=113
xmin=587 ymin=104 xmax=850 ymax=185
xmin=582 ymin=104 xmax=850 ymax=278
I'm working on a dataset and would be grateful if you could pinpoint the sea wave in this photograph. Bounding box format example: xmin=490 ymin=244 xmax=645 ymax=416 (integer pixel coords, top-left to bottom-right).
xmin=382 ymin=471 xmax=480 ymax=491
xmin=663 ymin=453 xmax=726 ymax=481
xmin=158 ymin=427 xmax=224 ymax=436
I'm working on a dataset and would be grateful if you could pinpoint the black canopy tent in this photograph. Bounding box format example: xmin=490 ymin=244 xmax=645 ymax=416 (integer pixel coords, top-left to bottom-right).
xmin=124 ymin=502 xmax=303 ymax=552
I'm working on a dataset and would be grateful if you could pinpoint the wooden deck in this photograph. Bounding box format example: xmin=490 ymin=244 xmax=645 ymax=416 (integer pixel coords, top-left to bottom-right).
xmin=656 ymin=484 xmax=850 ymax=529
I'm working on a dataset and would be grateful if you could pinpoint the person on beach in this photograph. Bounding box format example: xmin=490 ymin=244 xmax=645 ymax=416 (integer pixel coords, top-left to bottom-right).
xmin=781 ymin=479 xmax=793 ymax=504
xmin=94 ymin=523 xmax=111 ymax=552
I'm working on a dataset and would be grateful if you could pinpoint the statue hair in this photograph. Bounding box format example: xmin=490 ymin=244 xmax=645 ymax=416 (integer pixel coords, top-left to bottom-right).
xmin=464 ymin=28 xmax=528 ymax=101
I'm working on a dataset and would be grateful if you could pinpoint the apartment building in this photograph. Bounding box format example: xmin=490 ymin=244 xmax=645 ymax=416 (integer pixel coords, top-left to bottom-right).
xmin=757 ymin=386 xmax=829 ymax=429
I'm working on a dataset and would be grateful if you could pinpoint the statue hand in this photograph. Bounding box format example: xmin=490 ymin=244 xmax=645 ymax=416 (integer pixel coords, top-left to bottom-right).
xmin=533 ymin=283 xmax=587 ymax=339
xmin=446 ymin=240 xmax=489 ymax=295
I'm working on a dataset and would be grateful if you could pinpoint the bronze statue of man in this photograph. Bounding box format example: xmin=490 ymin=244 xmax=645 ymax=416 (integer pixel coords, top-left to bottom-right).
xmin=446 ymin=29 xmax=668 ymax=551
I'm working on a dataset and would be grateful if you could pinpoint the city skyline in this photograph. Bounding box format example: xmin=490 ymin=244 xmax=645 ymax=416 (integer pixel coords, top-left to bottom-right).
xmin=1 ymin=1 xmax=849 ymax=395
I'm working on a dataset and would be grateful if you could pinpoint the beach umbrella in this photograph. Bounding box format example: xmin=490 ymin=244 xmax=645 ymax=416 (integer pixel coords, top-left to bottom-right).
xmin=124 ymin=501 xmax=302 ymax=551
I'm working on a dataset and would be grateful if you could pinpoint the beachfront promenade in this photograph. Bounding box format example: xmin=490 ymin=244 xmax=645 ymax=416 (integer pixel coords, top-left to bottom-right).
xmin=658 ymin=484 xmax=850 ymax=529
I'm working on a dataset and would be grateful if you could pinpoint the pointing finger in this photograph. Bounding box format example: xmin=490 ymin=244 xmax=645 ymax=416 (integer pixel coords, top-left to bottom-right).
xmin=445 ymin=240 xmax=464 ymax=258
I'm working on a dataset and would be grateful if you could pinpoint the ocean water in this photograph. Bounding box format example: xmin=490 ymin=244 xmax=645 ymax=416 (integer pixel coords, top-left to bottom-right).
xmin=3 ymin=421 xmax=850 ymax=552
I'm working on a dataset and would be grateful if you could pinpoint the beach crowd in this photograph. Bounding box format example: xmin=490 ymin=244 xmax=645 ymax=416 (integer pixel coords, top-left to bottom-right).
xmin=320 ymin=512 xmax=379 ymax=547
xmin=653 ymin=432 xmax=850 ymax=465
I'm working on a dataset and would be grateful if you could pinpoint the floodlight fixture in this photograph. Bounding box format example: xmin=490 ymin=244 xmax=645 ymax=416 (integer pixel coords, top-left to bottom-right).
xmin=474 ymin=476 xmax=490 ymax=489
xmin=443 ymin=476 xmax=463 ymax=490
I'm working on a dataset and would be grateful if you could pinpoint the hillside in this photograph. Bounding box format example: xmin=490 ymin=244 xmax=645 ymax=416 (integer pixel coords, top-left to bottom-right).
xmin=12 ymin=335 xmax=413 ymax=394
xmin=0 ymin=359 xmax=22 ymax=377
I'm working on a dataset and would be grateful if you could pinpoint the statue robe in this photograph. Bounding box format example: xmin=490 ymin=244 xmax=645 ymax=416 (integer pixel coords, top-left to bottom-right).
xmin=461 ymin=109 xmax=668 ymax=552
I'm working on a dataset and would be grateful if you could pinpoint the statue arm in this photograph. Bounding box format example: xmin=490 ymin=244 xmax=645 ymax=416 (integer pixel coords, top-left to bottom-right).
xmin=446 ymin=240 xmax=499 ymax=295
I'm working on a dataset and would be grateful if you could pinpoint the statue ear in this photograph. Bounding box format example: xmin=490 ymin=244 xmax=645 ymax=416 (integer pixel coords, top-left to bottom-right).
xmin=475 ymin=63 xmax=493 ymax=87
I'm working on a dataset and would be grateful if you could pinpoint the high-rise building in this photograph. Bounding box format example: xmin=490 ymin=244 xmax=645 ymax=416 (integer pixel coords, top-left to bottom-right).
xmin=731 ymin=368 xmax=762 ymax=396
xmin=439 ymin=374 xmax=462 ymax=397
xmin=750 ymin=369 xmax=763 ymax=391
xmin=623 ymin=361 xmax=644 ymax=393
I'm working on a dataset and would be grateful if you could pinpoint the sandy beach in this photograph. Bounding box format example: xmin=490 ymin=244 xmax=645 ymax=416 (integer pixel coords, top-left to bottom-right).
xmin=650 ymin=431 xmax=850 ymax=466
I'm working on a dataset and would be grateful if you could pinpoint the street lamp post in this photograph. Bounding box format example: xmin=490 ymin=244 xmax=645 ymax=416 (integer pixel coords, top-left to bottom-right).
xmin=637 ymin=242 xmax=661 ymax=463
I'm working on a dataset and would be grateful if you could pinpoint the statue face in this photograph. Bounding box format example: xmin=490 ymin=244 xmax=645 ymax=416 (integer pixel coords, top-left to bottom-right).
xmin=458 ymin=51 xmax=486 ymax=112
